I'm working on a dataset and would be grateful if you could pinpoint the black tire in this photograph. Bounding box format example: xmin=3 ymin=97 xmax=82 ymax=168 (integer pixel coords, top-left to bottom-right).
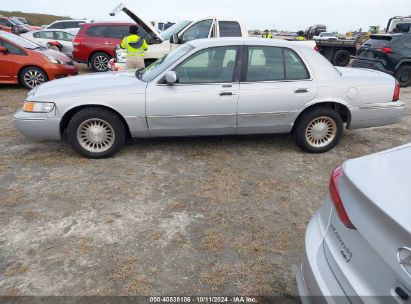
xmin=394 ymin=65 xmax=411 ymax=87
xmin=333 ymin=50 xmax=351 ymax=67
xmin=90 ymin=52 xmax=111 ymax=72
xmin=293 ymin=108 xmax=343 ymax=153
xmin=67 ymin=107 xmax=126 ymax=158
xmin=19 ymin=66 xmax=48 ymax=89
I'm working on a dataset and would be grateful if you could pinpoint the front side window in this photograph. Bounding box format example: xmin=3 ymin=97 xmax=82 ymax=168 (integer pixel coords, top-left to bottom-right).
xmin=284 ymin=49 xmax=310 ymax=80
xmin=219 ymin=21 xmax=242 ymax=37
xmin=181 ymin=19 xmax=213 ymax=43
xmin=48 ymin=22 xmax=64 ymax=29
xmin=0 ymin=39 xmax=24 ymax=55
xmin=174 ymin=46 xmax=238 ymax=83
xmin=247 ymin=46 xmax=284 ymax=81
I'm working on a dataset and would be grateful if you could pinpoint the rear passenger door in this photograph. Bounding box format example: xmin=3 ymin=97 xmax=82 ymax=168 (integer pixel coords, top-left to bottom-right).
xmin=237 ymin=46 xmax=318 ymax=134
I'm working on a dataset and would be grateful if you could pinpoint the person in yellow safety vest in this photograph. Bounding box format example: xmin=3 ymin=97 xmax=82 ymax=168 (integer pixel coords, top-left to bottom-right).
xmin=262 ymin=30 xmax=273 ymax=39
xmin=120 ymin=25 xmax=148 ymax=70
xmin=296 ymin=30 xmax=306 ymax=41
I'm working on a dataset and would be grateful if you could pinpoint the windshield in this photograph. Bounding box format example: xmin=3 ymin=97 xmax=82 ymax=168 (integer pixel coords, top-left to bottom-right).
xmin=9 ymin=18 xmax=24 ymax=26
xmin=161 ymin=20 xmax=192 ymax=40
xmin=0 ymin=31 xmax=41 ymax=49
xmin=141 ymin=43 xmax=194 ymax=82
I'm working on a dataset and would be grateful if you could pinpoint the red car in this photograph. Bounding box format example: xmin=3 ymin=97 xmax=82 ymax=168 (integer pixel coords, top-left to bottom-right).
xmin=0 ymin=31 xmax=78 ymax=89
xmin=73 ymin=22 xmax=135 ymax=72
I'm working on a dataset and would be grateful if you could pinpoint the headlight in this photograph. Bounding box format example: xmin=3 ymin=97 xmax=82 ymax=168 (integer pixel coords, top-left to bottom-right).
xmin=23 ymin=101 xmax=55 ymax=113
xmin=45 ymin=55 xmax=63 ymax=64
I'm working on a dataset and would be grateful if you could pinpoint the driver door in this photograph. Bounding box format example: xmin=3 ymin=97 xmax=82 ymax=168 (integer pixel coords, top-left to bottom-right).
xmin=0 ymin=39 xmax=17 ymax=82
xmin=146 ymin=45 xmax=241 ymax=136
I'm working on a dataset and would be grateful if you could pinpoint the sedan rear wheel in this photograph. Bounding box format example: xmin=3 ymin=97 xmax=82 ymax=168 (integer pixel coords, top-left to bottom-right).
xmin=67 ymin=108 xmax=125 ymax=158
xmin=293 ymin=108 xmax=343 ymax=153
xmin=20 ymin=67 xmax=48 ymax=89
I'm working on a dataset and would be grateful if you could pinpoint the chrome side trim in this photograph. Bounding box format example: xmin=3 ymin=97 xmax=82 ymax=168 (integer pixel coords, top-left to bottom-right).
xmin=147 ymin=113 xmax=236 ymax=118
xmin=359 ymin=104 xmax=405 ymax=110
xmin=238 ymin=111 xmax=289 ymax=116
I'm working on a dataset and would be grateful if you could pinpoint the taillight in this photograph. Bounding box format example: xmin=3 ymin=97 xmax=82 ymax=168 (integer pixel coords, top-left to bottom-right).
xmin=382 ymin=47 xmax=392 ymax=54
xmin=314 ymin=46 xmax=319 ymax=52
xmin=393 ymin=80 xmax=400 ymax=102
xmin=73 ymin=37 xmax=84 ymax=47
xmin=329 ymin=166 xmax=356 ymax=229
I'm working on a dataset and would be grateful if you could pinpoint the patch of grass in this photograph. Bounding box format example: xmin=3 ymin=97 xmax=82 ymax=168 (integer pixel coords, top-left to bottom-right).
xmin=0 ymin=10 xmax=71 ymax=26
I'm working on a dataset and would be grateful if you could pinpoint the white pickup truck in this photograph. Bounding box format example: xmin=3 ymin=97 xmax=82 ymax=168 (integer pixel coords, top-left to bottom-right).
xmin=109 ymin=3 xmax=248 ymax=70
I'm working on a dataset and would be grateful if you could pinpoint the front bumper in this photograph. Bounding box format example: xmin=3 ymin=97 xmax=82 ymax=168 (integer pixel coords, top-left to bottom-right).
xmin=296 ymin=203 xmax=349 ymax=304
xmin=13 ymin=109 xmax=61 ymax=140
xmin=352 ymin=58 xmax=394 ymax=75
xmin=44 ymin=63 xmax=78 ymax=81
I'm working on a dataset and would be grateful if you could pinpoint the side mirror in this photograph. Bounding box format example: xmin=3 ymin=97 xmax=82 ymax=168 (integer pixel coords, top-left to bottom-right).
xmin=0 ymin=46 xmax=8 ymax=54
xmin=165 ymin=71 xmax=177 ymax=84
xmin=170 ymin=34 xmax=179 ymax=44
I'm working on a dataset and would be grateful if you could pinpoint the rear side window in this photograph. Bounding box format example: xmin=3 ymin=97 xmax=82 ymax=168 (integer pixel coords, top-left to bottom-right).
xmin=219 ymin=21 xmax=242 ymax=37
xmin=283 ymin=49 xmax=310 ymax=80
xmin=246 ymin=47 xmax=309 ymax=81
xmin=86 ymin=26 xmax=108 ymax=37
xmin=105 ymin=25 xmax=129 ymax=39
xmin=247 ymin=47 xmax=284 ymax=81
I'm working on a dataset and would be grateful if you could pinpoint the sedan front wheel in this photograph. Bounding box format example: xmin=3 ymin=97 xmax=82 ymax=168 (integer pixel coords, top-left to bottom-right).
xmin=293 ymin=108 xmax=343 ymax=153
xmin=67 ymin=108 xmax=125 ymax=158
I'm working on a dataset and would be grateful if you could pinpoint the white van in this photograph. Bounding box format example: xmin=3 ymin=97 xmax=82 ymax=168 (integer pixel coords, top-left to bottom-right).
xmin=109 ymin=3 xmax=248 ymax=69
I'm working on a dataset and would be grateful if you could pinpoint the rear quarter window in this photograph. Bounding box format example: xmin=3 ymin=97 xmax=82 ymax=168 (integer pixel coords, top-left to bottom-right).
xmin=105 ymin=25 xmax=129 ymax=39
xmin=219 ymin=21 xmax=242 ymax=37
xmin=284 ymin=48 xmax=310 ymax=80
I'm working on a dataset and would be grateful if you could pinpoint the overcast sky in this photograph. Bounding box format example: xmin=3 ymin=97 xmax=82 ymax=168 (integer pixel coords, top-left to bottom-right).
xmin=1 ymin=0 xmax=410 ymax=32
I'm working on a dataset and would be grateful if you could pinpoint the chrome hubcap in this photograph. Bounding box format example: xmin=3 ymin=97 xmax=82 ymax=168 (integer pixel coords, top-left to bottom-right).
xmin=305 ymin=116 xmax=337 ymax=148
xmin=77 ymin=118 xmax=115 ymax=153
xmin=94 ymin=56 xmax=108 ymax=71
xmin=23 ymin=70 xmax=45 ymax=88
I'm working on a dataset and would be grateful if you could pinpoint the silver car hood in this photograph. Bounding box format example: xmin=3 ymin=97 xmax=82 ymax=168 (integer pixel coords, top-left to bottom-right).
xmin=29 ymin=72 xmax=146 ymax=101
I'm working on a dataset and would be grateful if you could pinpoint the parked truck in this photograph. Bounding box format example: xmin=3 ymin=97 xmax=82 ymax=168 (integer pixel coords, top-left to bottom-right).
xmin=109 ymin=3 xmax=248 ymax=70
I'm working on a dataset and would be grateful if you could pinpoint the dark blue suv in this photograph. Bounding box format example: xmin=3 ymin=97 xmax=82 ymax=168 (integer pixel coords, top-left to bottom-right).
xmin=353 ymin=33 xmax=411 ymax=87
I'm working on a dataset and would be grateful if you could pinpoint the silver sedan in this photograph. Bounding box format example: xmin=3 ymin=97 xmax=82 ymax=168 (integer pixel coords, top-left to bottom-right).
xmin=14 ymin=38 xmax=405 ymax=158
xmin=297 ymin=143 xmax=411 ymax=303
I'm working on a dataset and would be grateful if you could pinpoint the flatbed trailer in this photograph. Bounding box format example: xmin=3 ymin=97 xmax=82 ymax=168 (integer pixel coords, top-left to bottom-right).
xmin=315 ymin=39 xmax=359 ymax=67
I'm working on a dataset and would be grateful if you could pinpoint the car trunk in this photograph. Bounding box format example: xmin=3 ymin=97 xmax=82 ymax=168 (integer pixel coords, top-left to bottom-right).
xmin=109 ymin=3 xmax=164 ymax=45
xmin=323 ymin=145 xmax=411 ymax=302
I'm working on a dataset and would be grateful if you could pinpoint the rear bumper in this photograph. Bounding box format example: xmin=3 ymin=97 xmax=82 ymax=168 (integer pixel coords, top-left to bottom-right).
xmin=297 ymin=204 xmax=349 ymax=303
xmin=13 ymin=109 xmax=61 ymax=140
xmin=349 ymin=101 xmax=405 ymax=129
xmin=352 ymin=58 xmax=394 ymax=75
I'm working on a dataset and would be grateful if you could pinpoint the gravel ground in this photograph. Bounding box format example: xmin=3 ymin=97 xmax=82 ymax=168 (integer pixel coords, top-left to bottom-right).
xmin=0 ymin=73 xmax=410 ymax=300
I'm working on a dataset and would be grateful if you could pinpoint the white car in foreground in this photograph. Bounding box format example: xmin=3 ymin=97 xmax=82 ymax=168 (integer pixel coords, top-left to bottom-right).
xmin=297 ymin=144 xmax=411 ymax=303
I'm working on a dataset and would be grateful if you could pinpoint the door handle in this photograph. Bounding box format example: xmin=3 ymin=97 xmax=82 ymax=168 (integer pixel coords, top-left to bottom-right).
xmin=219 ymin=91 xmax=236 ymax=96
xmin=105 ymin=42 xmax=113 ymax=45
xmin=294 ymin=88 xmax=309 ymax=93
